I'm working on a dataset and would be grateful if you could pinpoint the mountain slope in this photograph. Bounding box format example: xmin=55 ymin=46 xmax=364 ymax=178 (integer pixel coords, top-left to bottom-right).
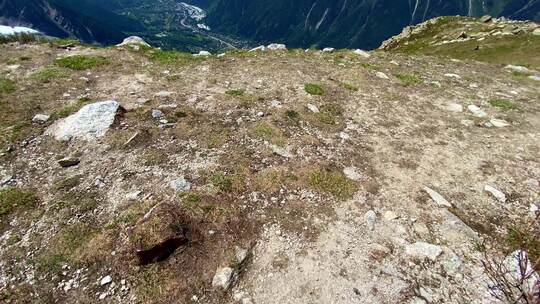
xmin=0 ymin=0 xmax=144 ymax=44
xmin=205 ymin=0 xmax=540 ymax=49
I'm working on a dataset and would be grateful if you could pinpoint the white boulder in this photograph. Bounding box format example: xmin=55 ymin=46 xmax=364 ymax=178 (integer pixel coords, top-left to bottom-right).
xmin=353 ymin=49 xmax=371 ymax=58
xmin=267 ymin=43 xmax=287 ymax=51
xmin=116 ymin=36 xmax=150 ymax=47
xmin=46 ymin=100 xmax=120 ymax=141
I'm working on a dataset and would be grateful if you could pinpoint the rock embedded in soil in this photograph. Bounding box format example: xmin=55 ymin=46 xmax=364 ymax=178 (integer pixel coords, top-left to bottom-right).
xmin=343 ymin=167 xmax=362 ymax=181
xmin=100 ymin=275 xmax=112 ymax=286
xmin=423 ymin=187 xmax=452 ymax=207
xmin=169 ymin=177 xmax=191 ymax=192
xmin=212 ymin=267 xmax=235 ymax=290
xmin=365 ymin=210 xmax=377 ymax=231
xmin=46 ymin=100 xmax=121 ymax=141
xmin=484 ymin=184 xmax=507 ymax=203
xmin=405 ymin=242 xmax=443 ymax=261
xmin=467 ymin=105 xmax=487 ymax=118
xmin=58 ymin=157 xmax=80 ymax=168
xmin=32 ymin=114 xmax=50 ymax=123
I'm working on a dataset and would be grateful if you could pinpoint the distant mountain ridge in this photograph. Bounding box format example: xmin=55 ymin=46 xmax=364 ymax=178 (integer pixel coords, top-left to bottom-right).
xmin=0 ymin=0 xmax=538 ymax=49
xmin=205 ymin=0 xmax=540 ymax=49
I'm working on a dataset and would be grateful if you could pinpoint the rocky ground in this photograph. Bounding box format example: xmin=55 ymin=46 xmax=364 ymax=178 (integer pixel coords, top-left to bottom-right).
xmin=0 ymin=17 xmax=539 ymax=304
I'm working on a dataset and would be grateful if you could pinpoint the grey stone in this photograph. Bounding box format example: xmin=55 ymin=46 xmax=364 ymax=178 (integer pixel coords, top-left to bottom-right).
xmin=490 ymin=118 xmax=510 ymax=128
xmin=117 ymin=36 xmax=150 ymax=47
xmin=443 ymin=253 xmax=462 ymax=275
xmin=484 ymin=184 xmax=506 ymax=203
xmin=212 ymin=267 xmax=234 ymax=289
xmin=267 ymin=43 xmax=287 ymax=51
xmin=235 ymin=246 xmax=249 ymax=264
xmin=58 ymin=157 xmax=80 ymax=168
xmin=46 ymin=100 xmax=120 ymax=141
xmin=423 ymin=186 xmax=452 ymax=207
xmin=194 ymin=50 xmax=211 ymax=57
xmin=307 ymin=104 xmax=319 ymax=113
xmin=480 ymin=15 xmax=492 ymax=23
xmin=365 ymin=210 xmax=377 ymax=231
xmin=405 ymin=242 xmax=443 ymax=261
xmin=100 ymin=275 xmax=112 ymax=286
xmin=343 ymin=167 xmax=362 ymax=181
xmin=353 ymin=49 xmax=371 ymax=58
xmin=467 ymin=105 xmax=487 ymax=118
xmin=32 ymin=114 xmax=50 ymax=123
xmin=151 ymin=109 xmax=164 ymax=119
xmin=446 ymin=103 xmax=463 ymax=113
xmin=375 ymin=72 xmax=389 ymax=80
xmin=322 ymin=47 xmax=335 ymax=53
xmin=169 ymin=177 xmax=191 ymax=192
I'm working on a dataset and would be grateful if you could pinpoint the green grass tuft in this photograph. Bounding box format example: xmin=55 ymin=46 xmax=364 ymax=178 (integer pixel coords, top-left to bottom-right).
xmin=211 ymin=172 xmax=233 ymax=192
xmin=305 ymin=83 xmax=324 ymax=95
xmin=225 ymin=89 xmax=245 ymax=97
xmin=55 ymin=55 xmax=106 ymax=70
xmin=488 ymin=99 xmax=519 ymax=110
xmin=395 ymin=73 xmax=423 ymax=85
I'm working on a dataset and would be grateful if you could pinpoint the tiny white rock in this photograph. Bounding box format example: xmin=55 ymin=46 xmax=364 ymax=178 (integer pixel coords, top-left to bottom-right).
xmin=212 ymin=267 xmax=234 ymax=290
xmin=375 ymin=72 xmax=389 ymax=79
xmin=32 ymin=114 xmax=50 ymax=123
xmin=468 ymin=105 xmax=487 ymax=118
xmin=306 ymin=104 xmax=319 ymax=113
xmin=484 ymin=184 xmax=506 ymax=203
xmin=445 ymin=103 xmax=463 ymax=113
xmin=100 ymin=275 xmax=112 ymax=286
xmin=343 ymin=167 xmax=362 ymax=181
xmin=490 ymin=118 xmax=510 ymax=128
xmin=423 ymin=186 xmax=452 ymax=207
xmin=365 ymin=210 xmax=377 ymax=231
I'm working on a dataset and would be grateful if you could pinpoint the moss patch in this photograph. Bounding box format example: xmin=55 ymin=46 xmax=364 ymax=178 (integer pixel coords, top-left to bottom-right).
xmin=309 ymin=168 xmax=357 ymax=200
xmin=395 ymin=73 xmax=423 ymax=85
xmin=305 ymin=83 xmax=324 ymax=95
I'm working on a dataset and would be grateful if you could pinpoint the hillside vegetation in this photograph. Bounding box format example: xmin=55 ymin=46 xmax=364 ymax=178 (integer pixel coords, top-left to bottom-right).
xmin=0 ymin=17 xmax=539 ymax=304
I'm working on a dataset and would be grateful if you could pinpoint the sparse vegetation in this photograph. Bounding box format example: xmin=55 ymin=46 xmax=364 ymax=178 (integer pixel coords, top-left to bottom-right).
xmin=395 ymin=73 xmax=423 ymax=85
xmin=53 ymin=176 xmax=82 ymax=191
xmin=211 ymin=172 xmax=234 ymax=192
xmin=55 ymin=55 xmax=107 ymax=70
xmin=149 ymin=50 xmax=204 ymax=65
xmin=305 ymin=83 xmax=324 ymax=95
xmin=226 ymin=89 xmax=246 ymax=97
xmin=309 ymin=167 xmax=357 ymax=200
xmin=0 ymin=187 xmax=39 ymax=217
xmin=489 ymin=99 xmax=519 ymax=110
xmin=30 ymin=67 xmax=69 ymax=83
xmin=0 ymin=76 xmax=16 ymax=94
xmin=251 ymin=122 xmax=285 ymax=145
xmin=138 ymin=148 xmax=169 ymax=166
xmin=340 ymin=82 xmax=359 ymax=91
